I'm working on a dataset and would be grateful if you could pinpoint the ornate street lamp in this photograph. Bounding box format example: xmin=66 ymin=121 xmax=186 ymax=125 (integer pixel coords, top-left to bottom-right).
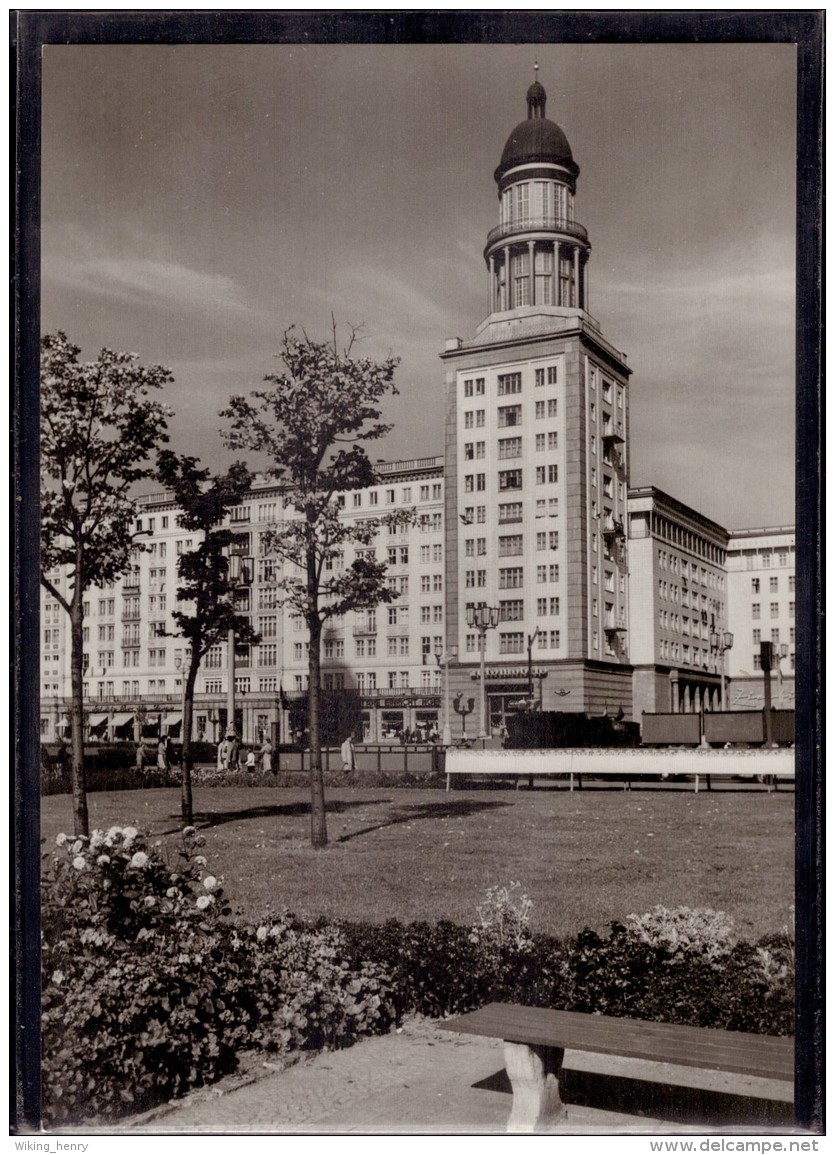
xmin=452 ymin=692 xmax=475 ymax=740
xmin=465 ymin=601 xmax=500 ymax=743
xmin=226 ymin=551 xmax=253 ymax=739
xmin=709 ymin=629 xmax=734 ymax=710
xmin=434 ymin=643 xmax=458 ymax=747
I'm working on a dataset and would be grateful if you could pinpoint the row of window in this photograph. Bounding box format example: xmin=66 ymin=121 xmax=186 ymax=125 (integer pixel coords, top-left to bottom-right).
xmin=752 ymin=602 xmax=795 ymax=620
xmin=752 ymin=629 xmax=795 ymax=645
xmin=751 ymin=576 xmax=795 ymax=593
xmin=658 ymin=611 xmax=713 ymax=638
xmin=463 ymin=399 xmax=559 ymax=430
xmin=753 ymin=653 xmax=796 ymax=670
xmin=350 ymin=482 xmax=443 ymax=508
xmin=464 ymin=466 xmax=559 ymax=493
xmin=463 ymin=432 xmax=560 ymax=460
xmin=741 ymin=549 xmax=793 ymax=569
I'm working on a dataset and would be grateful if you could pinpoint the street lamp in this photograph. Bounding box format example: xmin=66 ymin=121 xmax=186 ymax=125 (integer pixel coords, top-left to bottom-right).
xmin=174 ymin=651 xmax=188 ymax=747
xmin=434 ymin=643 xmax=458 ymax=747
xmin=526 ymin=628 xmax=541 ymax=708
xmin=226 ymin=551 xmax=253 ymax=740
xmin=465 ymin=601 xmax=500 ymax=744
xmin=709 ymin=629 xmax=734 ymax=710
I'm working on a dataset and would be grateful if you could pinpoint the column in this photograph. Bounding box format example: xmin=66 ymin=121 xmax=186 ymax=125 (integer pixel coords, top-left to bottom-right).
xmin=554 ymin=242 xmax=561 ymax=307
xmin=528 ymin=240 xmax=535 ymax=307
xmin=488 ymin=253 xmax=495 ymax=314
xmin=573 ymin=247 xmax=580 ymax=309
xmin=504 ymin=246 xmax=511 ymax=310
xmin=582 ymin=252 xmax=589 ymax=311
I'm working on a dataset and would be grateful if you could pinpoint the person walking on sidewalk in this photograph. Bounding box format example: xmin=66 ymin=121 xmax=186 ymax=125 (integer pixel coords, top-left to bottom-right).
xmin=340 ymin=733 xmax=356 ymax=777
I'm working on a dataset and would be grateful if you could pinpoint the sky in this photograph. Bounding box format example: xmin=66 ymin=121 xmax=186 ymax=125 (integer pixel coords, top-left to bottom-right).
xmin=40 ymin=42 xmax=797 ymax=529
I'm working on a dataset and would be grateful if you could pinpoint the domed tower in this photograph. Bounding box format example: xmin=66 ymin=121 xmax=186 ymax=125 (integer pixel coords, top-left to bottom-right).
xmin=485 ymin=77 xmax=590 ymax=316
xmin=442 ymin=73 xmax=633 ymax=724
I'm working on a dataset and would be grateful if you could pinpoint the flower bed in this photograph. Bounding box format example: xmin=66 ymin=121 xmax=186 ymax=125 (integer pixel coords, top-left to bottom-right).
xmin=42 ymin=832 xmax=794 ymax=1126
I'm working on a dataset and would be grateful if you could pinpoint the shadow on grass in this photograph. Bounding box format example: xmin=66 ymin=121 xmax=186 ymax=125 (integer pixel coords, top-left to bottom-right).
xmin=336 ymin=798 xmax=511 ymax=844
xmin=159 ymin=797 xmax=393 ymax=835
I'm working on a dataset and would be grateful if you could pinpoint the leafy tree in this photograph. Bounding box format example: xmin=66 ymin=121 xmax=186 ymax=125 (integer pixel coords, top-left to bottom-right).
xmin=222 ymin=325 xmax=406 ymax=847
xmin=155 ymin=451 xmax=260 ymax=824
xmin=40 ymin=331 xmax=172 ymax=835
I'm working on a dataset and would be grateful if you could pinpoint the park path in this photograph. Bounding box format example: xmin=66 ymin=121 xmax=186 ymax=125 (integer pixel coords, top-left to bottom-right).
xmin=124 ymin=1018 xmax=712 ymax=1135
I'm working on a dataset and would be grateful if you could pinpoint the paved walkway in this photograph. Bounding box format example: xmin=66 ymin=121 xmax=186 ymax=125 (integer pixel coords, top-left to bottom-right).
xmin=121 ymin=1018 xmax=793 ymax=1135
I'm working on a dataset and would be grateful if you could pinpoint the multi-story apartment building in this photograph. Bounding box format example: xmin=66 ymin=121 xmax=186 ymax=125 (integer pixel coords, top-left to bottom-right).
xmin=40 ymin=458 xmax=447 ymax=747
xmin=725 ymin=526 xmax=796 ymax=709
xmin=626 ymin=487 xmax=729 ymax=717
xmin=441 ymin=77 xmax=633 ymax=723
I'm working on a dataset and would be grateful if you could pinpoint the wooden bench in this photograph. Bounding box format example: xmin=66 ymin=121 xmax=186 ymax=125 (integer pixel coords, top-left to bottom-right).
xmin=442 ymin=1003 xmax=794 ymax=1133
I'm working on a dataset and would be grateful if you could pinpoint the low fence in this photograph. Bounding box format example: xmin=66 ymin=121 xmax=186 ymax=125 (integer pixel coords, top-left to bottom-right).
xmin=276 ymin=743 xmax=441 ymax=777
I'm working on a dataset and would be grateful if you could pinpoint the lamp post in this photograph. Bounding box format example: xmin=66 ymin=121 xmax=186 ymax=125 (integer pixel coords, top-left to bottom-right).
xmin=465 ymin=601 xmax=499 ymax=744
xmin=452 ymin=692 xmax=475 ymax=740
xmin=434 ymin=643 xmax=458 ymax=747
xmin=526 ymin=627 xmax=541 ymax=708
xmin=174 ymin=651 xmax=188 ymax=748
xmin=709 ymin=629 xmax=734 ymax=710
xmin=226 ymin=552 xmax=254 ymax=740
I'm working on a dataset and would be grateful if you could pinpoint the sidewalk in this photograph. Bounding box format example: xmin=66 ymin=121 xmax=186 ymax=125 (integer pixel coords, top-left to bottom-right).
xmin=122 ymin=1018 xmax=782 ymax=1135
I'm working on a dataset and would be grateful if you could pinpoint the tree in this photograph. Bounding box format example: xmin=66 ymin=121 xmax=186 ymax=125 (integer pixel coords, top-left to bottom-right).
xmin=155 ymin=451 xmax=260 ymax=825
xmin=40 ymin=331 xmax=172 ymax=836
xmin=222 ymin=325 xmax=406 ymax=847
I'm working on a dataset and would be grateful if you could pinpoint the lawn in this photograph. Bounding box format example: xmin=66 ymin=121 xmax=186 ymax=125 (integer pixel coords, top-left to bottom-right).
xmin=40 ymin=783 xmax=795 ymax=942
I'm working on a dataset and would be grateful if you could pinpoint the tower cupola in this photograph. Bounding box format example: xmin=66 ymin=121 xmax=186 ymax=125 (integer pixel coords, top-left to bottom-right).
xmin=485 ymin=74 xmax=590 ymax=317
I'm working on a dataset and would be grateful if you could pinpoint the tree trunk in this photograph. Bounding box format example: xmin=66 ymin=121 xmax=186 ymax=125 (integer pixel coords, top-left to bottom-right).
xmin=308 ymin=612 xmax=327 ymax=847
xmin=69 ymin=567 xmax=89 ymax=837
xmin=181 ymin=658 xmax=199 ymax=826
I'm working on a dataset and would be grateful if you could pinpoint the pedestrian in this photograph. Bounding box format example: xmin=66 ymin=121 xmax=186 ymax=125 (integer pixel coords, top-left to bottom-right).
xmin=157 ymin=734 xmax=170 ymax=774
xmin=228 ymin=733 xmax=240 ymax=772
xmin=340 ymin=733 xmax=356 ymax=776
xmin=245 ymin=748 xmax=257 ymax=772
xmin=217 ymin=735 xmax=230 ymax=772
xmin=260 ymin=737 xmax=273 ymax=774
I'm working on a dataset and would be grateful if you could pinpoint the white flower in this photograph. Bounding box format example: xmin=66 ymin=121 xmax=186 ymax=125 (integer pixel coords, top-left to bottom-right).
xmin=129 ymin=851 xmax=149 ymax=869
xmin=256 ymin=926 xmax=268 ymax=942
xmin=72 ymin=856 xmax=87 ymax=871
xmin=144 ymin=895 xmax=156 ymax=908
xmin=72 ymin=840 xmax=83 ymax=854
xmin=182 ymin=826 xmax=196 ymax=837
xmin=194 ymin=856 xmax=206 ymax=866
xmin=106 ymin=826 xmax=122 ymax=841
xmin=166 ymin=887 xmax=178 ymax=898
xmin=97 ymin=854 xmax=111 ymax=866
xmin=55 ymin=833 xmax=67 ymax=847
xmin=89 ymin=831 xmax=103 ymax=851
xmin=122 ymin=826 xmax=139 ymax=843
xmin=202 ymin=876 xmax=218 ymax=892
xmin=196 ymin=895 xmax=213 ymax=910
xmin=52 ymin=970 xmax=64 ymax=985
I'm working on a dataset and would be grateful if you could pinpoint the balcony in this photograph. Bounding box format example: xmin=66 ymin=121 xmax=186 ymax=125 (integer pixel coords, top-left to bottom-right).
xmin=352 ymin=623 xmax=378 ymax=636
xmin=485 ymin=217 xmax=589 ymax=251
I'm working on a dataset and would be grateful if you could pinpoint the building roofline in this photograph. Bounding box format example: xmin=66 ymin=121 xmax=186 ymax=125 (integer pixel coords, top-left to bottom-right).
xmin=627 ymin=485 xmax=729 ymax=541
xmin=726 ymin=525 xmax=796 ymax=539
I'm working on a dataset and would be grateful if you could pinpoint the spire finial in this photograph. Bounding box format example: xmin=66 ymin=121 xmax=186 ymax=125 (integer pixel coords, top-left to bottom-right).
xmin=526 ymin=66 xmax=546 ymax=119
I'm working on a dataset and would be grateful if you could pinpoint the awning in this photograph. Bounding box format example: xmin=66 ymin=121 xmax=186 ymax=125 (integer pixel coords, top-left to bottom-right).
xmin=87 ymin=714 xmax=108 ymax=731
xmin=165 ymin=714 xmax=183 ymax=734
xmin=111 ymin=713 xmax=135 ymax=728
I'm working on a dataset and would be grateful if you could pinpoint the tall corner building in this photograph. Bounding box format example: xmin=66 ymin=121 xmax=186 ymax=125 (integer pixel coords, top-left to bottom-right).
xmin=441 ymin=78 xmax=633 ymax=721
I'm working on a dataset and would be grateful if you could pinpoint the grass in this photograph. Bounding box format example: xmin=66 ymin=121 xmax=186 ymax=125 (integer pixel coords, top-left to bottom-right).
xmin=40 ymin=782 xmax=795 ymax=942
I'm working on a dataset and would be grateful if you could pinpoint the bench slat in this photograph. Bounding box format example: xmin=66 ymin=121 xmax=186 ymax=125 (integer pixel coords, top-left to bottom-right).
xmin=443 ymin=1004 xmax=793 ymax=1084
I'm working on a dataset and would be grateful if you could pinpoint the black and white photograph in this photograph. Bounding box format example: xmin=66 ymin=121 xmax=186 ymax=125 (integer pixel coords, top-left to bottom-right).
xmin=13 ymin=12 xmax=822 ymax=1142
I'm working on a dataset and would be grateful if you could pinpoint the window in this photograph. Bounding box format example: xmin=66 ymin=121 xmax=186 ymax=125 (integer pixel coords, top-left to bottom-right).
xmin=770 ymin=602 xmax=779 ymax=619
xmin=535 ymin=400 xmax=545 ymax=419
xmin=475 ymin=379 xmax=485 ymax=396
xmin=770 ymin=576 xmax=779 ymax=592
xmin=464 ymin=379 xmax=474 ymax=398
xmin=433 ymin=574 xmax=443 ymax=591
xmin=323 ymin=639 xmax=345 ymax=659
xmin=789 ymin=575 xmax=795 ymax=592
xmin=421 ymin=575 xmax=430 ymax=592
xmin=499 ymin=599 xmax=524 ymax=621
xmin=476 ymin=474 xmax=486 ymax=491
xmin=752 ymin=603 xmax=761 ymax=620
xmin=353 ymin=493 xmax=362 ymax=507
xmin=499 ymin=567 xmax=524 ymax=589
xmin=535 ymin=467 xmax=545 ymax=485
xmin=751 ymin=578 xmax=760 ymax=593
xmin=547 ymin=399 xmax=558 ymax=418
xmin=464 ymin=412 xmax=474 ymax=429
xmin=790 ymin=627 xmax=795 ymax=643
xmin=476 ymin=506 xmax=486 ymax=524
xmin=499 ymin=535 xmax=523 ymax=557
xmin=548 ymin=431 xmax=558 ymax=450
xmin=475 ymin=410 xmax=485 ymax=428
xmin=433 ymin=544 xmax=442 ymax=562
xmin=548 ymin=465 xmax=559 ymax=483
xmin=499 ymin=501 xmax=523 ymax=523
xmin=753 ymin=653 xmax=762 ymax=670
xmin=420 ymin=485 xmax=430 ymax=501
xmin=497 ymin=372 xmax=522 ymax=396
xmin=789 ymin=601 xmax=795 ymax=618
xmin=498 ymin=404 xmax=522 ymax=428
xmin=258 ymin=644 xmax=277 ymax=667
xmin=499 ymin=470 xmax=522 ymax=490
xmin=535 ymin=367 xmax=545 ymax=387
xmin=500 ymin=632 xmax=525 ymax=654
xmin=498 ymin=437 xmax=522 ymax=459
xmin=549 ymin=630 xmax=560 ymax=648
xmin=535 ymin=433 xmax=546 ymax=452
xmin=771 ymin=629 xmax=780 ymax=644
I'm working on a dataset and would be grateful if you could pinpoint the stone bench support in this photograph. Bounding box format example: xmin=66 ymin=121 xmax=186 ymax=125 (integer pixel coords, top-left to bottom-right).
xmin=504 ymin=1041 xmax=567 ymax=1132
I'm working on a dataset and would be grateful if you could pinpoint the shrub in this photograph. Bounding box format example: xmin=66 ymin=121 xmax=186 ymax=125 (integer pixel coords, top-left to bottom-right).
xmin=624 ymin=905 xmax=737 ymax=962
xmin=41 ymin=828 xmax=394 ymax=1125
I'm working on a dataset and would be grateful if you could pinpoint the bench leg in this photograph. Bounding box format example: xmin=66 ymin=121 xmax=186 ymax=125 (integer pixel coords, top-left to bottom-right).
xmin=504 ymin=1041 xmax=567 ymax=1133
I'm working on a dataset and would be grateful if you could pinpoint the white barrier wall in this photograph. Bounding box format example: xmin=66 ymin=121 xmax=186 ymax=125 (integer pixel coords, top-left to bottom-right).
xmin=445 ymin=746 xmax=794 ymax=785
